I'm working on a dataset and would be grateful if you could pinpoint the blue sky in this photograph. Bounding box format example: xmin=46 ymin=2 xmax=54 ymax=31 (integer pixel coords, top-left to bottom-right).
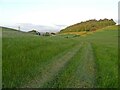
xmin=0 ymin=0 xmax=119 ymax=26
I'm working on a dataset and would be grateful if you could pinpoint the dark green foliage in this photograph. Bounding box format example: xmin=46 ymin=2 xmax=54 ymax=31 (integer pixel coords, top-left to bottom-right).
xmin=60 ymin=19 xmax=116 ymax=33
xmin=51 ymin=32 xmax=56 ymax=35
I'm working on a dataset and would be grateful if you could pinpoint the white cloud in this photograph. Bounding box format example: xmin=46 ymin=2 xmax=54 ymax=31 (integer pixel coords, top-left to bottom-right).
xmin=11 ymin=7 xmax=117 ymax=26
xmin=0 ymin=0 xmax=118 ymax=26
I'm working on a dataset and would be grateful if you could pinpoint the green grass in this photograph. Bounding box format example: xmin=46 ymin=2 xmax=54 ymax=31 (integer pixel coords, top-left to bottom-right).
xmin=2 ymin=26 xmax=118 ymax=88
xmin=43 ymin=42 xmax=96 ymax=88
xmin=2 ymin=27 xmax=80 ymax=87
xmin=83 ymin=26 xmax=118 ymax=88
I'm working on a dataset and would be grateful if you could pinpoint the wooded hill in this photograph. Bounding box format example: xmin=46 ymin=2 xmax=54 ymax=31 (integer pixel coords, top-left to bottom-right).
xmin=60 ymin=19 xmax=116 ymax=33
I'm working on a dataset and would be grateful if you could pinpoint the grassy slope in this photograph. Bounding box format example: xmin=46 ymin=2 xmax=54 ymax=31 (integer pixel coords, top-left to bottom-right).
xmin=2 ymin=25 xmax=118 ymax=88
xmin=23 ymin=42 xmax=82 ymax=88
xmin=2 ymin=27 xmax=80 ymax=87
xmin=43 ymin=42 xmax=96 ymax=88
xmin=82 ymin=26 xmax=118 ymax=87
xmin=60 ymin=25 xmax=117 ymax=36
xmin=60 ymin=19 xmax=116 ymax=33
xmin=43 ymin=26 xmax=118 ymax=88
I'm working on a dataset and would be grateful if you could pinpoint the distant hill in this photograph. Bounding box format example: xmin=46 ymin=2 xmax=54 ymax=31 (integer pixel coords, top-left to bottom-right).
xmin=60 ymin=19 xmax=116 ymax=33
xmin=2 ymin=23 xmax=67 ymax=32
xmin=1 ymin=26 xmax=56 ymax=36
xmin=1 ymin=26 xmax=19 ymax=31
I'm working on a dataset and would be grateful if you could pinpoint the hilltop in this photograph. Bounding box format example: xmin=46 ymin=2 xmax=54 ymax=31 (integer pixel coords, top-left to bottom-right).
xmin=60 ymin=19 xmax=116 ymax=33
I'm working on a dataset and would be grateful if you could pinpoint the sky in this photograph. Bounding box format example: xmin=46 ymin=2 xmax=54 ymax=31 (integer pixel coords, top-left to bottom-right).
xmin=0 ymin=0 xmax=119 ymax=26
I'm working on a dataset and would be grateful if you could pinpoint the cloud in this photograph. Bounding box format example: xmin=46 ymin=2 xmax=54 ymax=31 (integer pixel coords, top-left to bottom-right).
xmin=0 ymin=0 xmax=118 ymax=27
xmin=2 ymin=23 xmax=67 ymax=32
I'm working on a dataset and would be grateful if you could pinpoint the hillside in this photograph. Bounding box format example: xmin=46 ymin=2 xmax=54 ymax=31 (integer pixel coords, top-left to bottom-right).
xmin=2 ymin=25 xmax=118 ymax=88
xmin=60 ymin=19 xmax=116 ymax=33
xmin=1 ymin=26 xmax=38 ymax=38
xmin=1 ymin=26 xmax=19 ymax=31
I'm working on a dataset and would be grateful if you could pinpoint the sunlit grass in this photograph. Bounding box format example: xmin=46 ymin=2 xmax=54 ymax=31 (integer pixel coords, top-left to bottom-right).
xmin=2 ymin=26 xmax=118 ymax=88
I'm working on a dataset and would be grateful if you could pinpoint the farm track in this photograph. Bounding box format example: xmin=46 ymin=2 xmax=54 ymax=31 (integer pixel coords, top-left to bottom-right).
xmin=43 ymin=42 xmax=96 ymax=88
xmin=3 ymin=26 xmax=118 ymax=88
xmin=23 ymin=42 xmax=83 ymax=88
xmin=73 ymin=42 xmax=96 ymax=88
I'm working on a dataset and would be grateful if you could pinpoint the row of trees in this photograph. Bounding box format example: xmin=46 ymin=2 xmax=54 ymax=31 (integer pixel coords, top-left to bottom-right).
xmin=60 ymin=19 xmax=116 ymax=33
xmin=28 ymin=30 xmax=56 ymax=36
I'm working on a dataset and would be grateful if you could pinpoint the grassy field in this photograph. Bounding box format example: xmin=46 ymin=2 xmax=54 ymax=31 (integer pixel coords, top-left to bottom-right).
xmin=2 ymin=26 xmax=118 ymax=88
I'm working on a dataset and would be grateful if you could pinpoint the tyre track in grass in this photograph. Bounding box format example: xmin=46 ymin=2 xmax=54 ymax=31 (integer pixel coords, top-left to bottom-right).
xmin=43 ymin=42 xmax=96 ymax=88
xmin=23 ymin=42 xmax=83 ymax=88
xmin=74 ymin=42 xmax=96 ymax=88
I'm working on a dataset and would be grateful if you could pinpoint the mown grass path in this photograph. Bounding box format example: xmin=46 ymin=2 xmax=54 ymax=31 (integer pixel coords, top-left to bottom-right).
xmin=3 ymin=26 xmax=118 ymax=88
xmin=73 ymin=42 xmax=96 ymax=88
xmin=23 ymin=42 xmax=82 ymax=88
xmin=43 ymin=42 xmax=96 ymax=88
